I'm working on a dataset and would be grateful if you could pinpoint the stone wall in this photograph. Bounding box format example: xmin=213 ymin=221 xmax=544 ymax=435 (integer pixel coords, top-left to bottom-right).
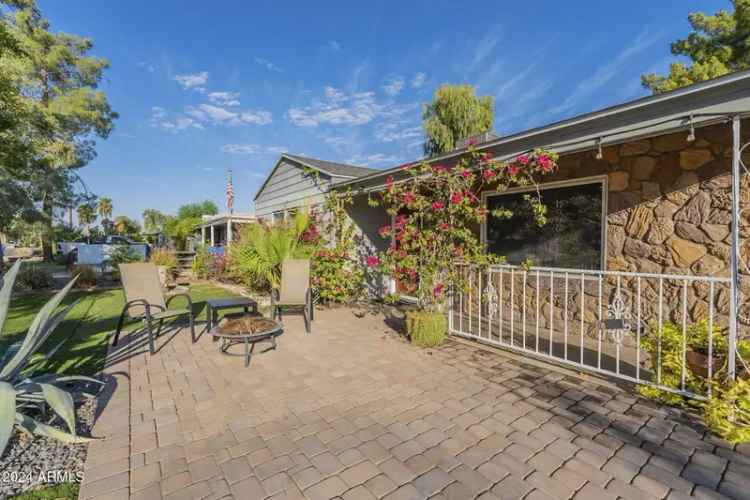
xmin=542 ymin=120 xmax=750 ymax=278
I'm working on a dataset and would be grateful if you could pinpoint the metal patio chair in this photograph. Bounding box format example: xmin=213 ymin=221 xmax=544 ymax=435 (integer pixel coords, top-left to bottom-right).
xmin=112 ymin=262 xmax=195 ymax=354
xmin=271 ymin=259 xmax=313 ymax=333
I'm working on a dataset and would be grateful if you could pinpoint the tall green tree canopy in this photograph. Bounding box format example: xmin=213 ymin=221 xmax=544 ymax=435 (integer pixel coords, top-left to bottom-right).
xmin=142 ymin=208 xmax=170 ymax=234
xmin=97 ymin=197 xmax=112 ymax=220
xmin=177 ymin=201 xmax=218 ymax=220
xmin=422 ymin=84 xmax=494 ymax=157
xmin=1 ymin=0 xmax=117 ymax=257
xmin=642 ymin=0 xmax=750 ymax=94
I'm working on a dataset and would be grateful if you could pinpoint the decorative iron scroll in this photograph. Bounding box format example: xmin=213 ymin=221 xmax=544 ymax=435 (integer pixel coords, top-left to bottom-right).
xmin=604 ymin=292 xmax=632 ymax=345
xmin=484 ymin=279 xmax=499 ymax=320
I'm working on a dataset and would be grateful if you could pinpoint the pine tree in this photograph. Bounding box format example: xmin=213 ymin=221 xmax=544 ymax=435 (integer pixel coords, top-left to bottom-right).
xmin=2 ymin=0 xmax=117 ymax=259
xmin=643 ymin=1 xmax=750 ymax=93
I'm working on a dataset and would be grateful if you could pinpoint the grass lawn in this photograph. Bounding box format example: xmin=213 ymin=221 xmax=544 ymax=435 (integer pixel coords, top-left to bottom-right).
xmin=2 ymin=282 xmax=242 ymax=376
xmin=9 ymin=483 xmax=79 ymax=500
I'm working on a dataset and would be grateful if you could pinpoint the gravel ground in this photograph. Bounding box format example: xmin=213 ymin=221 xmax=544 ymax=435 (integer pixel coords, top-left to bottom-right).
xmin=0 ymin=393 xmax=96 ymax=498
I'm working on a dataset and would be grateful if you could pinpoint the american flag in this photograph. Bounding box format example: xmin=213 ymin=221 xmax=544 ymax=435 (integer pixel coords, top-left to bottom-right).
xmin=226 ymin=169 xmax=234 ymax=213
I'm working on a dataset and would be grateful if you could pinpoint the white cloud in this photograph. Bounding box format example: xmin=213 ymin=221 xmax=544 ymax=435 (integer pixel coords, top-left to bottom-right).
xmin=187 ymin=104 xmax=272 ymax=126
xmin=255 ymin=57 xmax=283 ymax=73
xmin=288 ymin=88 xmax=379 ymax=127
xmin=383 ymin=77 xmax=405 ymax=96
xmin=411 ymin=72 xmax=426 ymax=88
xmin=207 ymin=91 xmax=240 ymax=106
xmin=547 ymin=30 xmax=662 ymax=117
xmin=221 ymin=144 xmax=288 ymax=155
xmin=138 ymin=61 xmax=157 ymax=73
xmin=326 ymin=41 xmax=342 ymax=52
xmin=174 ymin=71 xmax=209 ymax=90
xmin=149 ymin=106 xmax=204 ymax=132
xmin=375 ymin=123 xmax=422 ymax=143
xmin=470 ymin=28 xmax=502 ymax=70
xmin=347 ymin=153 xmax=401 ymax=167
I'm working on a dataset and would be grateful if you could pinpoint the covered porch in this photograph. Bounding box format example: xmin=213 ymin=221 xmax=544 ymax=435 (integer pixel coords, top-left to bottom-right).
xmin=197 ymin=213 xmax=257 ymax=253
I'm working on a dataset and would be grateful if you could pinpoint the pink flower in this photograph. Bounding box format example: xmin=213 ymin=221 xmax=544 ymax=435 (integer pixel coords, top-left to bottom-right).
xmin=508 ymin=165 xmax=520 ymax=176
xmin=450 ymin=191 xmax=464 ymax=204
xmin=366 ymin=256 xmax=380 ymax=267
xmin=516 ymin=154 xmax=529 ymax=165
xmin=402 ymin=191 xmax=416 ymax=205
xmin=482 ymin=169 xmax=496 ymax=180
xmin=439 ymin=222 xmax=450 ymax=231
xmin=537 ymin=154 xmax=552 ymax=172
xmin=466 ymin=138 xmax=477 ymax=146
xmin=461 ymin=169 xmax=472 ymax=179
xmin=433 ymin=283 xmax=445 ymax=297
xmin=394 ymin=214 xmax=407 ymax=227
xmin=431 ymin=200 xmax=445 ymax=211
xmin=480 ymin=152 xmax=493 ymax=163
xmin=378 ymin=225 xmax=391 ymax=238
xmin=432 ymin=164 xmax=448 ymax=174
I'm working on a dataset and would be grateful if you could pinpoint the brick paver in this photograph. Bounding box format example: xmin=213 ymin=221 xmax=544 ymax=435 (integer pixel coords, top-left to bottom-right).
xmin=81 ymin=307 xmax=750 ymax=499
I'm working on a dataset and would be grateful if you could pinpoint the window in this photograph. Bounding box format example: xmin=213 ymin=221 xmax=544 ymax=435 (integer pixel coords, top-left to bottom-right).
xmin=483 ymin=178 xmax=605 ymax=270
xmin=272 ymin=212 xmax=284 ymax=225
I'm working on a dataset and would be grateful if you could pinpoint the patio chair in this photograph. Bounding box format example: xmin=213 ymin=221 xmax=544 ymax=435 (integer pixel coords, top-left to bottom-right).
xmin=112 ymin=262 xmax=195 ymax=354
xmin=271 ymin=259 xmax=313 ymax=333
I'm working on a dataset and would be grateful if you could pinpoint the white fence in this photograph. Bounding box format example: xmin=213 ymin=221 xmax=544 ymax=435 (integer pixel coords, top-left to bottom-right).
xmin=449 ymin=264 xmax=740 ymax=399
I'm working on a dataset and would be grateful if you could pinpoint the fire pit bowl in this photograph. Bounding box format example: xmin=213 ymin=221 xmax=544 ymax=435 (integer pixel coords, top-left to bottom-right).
xmin=210 ymin=314 xmax=282 ymax=366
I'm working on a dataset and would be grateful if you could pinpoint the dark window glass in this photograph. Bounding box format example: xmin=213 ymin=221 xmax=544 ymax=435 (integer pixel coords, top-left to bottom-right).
xmin=485 ymin=182 xmax=603 ymax=270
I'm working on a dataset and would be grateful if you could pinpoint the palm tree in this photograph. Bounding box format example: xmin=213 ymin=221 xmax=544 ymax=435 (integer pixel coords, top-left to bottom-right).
xmin=98 ymin=197 xmax=112 ymax=220
xmin=76 ymin=204 xmax=96 ymax=242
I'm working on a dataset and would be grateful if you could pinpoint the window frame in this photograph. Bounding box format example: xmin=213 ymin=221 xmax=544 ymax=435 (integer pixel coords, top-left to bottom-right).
xmin=480 ymin=174 xmax=609 ymax=271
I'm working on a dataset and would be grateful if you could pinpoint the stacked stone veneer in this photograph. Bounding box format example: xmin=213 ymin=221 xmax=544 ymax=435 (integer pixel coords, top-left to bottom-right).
xmin=459 ymin=121 xmax=750 ymax=343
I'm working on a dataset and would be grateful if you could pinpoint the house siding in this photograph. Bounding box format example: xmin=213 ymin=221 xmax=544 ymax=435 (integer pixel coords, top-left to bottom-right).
xmin=255 ymin=160 xmax=332 ymax=217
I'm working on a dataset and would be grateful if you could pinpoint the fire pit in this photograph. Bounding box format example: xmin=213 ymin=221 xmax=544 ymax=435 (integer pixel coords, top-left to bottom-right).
xmin=210 ymin=314 xmax=282 ymax=366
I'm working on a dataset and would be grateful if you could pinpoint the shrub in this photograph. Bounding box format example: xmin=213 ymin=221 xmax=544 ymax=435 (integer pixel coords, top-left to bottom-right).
xmin=150 ymin=248 xmax=177 ymax=275
xmin=70 ymin=264 xmax=97 ymax=288
xmin=108 ymin=245 xmax=144 ymax=265
xmin=16 ymin=265 xmax=54 ymax=290
xmin=406 ymin=310 xmax=447 ymax=347
xmin=192 ymin=247 xmax=210 ymax=279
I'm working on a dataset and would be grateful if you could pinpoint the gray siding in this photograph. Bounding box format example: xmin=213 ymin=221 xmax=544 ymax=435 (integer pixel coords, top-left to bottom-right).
xmin=346 ymin=193 xmax=392 ymax=297
xmin=255 ymin=160 xmax=333 ymax=217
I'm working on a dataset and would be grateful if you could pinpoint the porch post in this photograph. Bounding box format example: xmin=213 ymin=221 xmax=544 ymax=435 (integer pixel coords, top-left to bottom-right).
xmin=227 ymin=219 xmax=233 ymax=244
xmin=201 ymin=225 xmax=206 ymax=245
xmin=729 ymin=115 xmax=741 ymax=380
xmin=210 ymin=225 xmax=215 ymax=247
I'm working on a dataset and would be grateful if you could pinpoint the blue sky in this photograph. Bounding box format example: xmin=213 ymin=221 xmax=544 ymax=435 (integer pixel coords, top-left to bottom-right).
xmin=39 ymin=0 xmax=727 ymax=223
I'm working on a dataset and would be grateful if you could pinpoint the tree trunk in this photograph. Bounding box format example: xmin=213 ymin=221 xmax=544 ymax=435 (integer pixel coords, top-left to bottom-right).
xmin=42 ymin=198 xmax=54 ymax=261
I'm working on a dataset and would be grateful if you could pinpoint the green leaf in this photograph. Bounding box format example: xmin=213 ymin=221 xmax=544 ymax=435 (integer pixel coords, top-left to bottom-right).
xmin=15 ymin=412 xmax=93 ymax=444
xmin=0 ymin=260 xmax=21 ymax=334
xmin=0 ymin=381 xmax=16 ymax=456
xmin=0 ymin=276 xmax=78 ymax=381
xmin=39 ymin=383 xmax=75 ymax=434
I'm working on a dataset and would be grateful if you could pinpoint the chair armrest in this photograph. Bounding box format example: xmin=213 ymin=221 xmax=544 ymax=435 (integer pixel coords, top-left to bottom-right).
xmin=166 ymin=292 xmax=193 ymax=311
xmin=123 ymin=299 xmax=153 ymax=320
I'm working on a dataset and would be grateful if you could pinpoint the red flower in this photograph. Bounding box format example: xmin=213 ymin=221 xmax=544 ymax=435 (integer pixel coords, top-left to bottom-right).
xmin=394 ymin=214 xmax=407 ymax=227
xmin=450 ymin=191 xmax=464 ymax=204
xmin=461 ymin=169 xmax=472 ymax=179
xmin=366 ymin=255 xmax=380 ymax=267
xmin=508 ymin=165 xmax=520 ymax=176
xmin=482 ymin=169 xmax=496 ymax=180
xmin=516 ymin=154 xmax=529 ymax=165
xmin=385 ymin=175 xmax=394 ymax=190
xmin=433 ymin=283 xmax=445 ymax=297
xmin=537 ymin=154 xmax=552 ymax=172
xmin=431 ymin=200 xmax=445 ymax=211
xmin=432 ymin=164 xmax=448 ymax=174
xmin=481 ymin=152 xmax=493 ymax=162
xmin=402 ymin=191 xmax=416 ymax=205
xmin=439 ymin=222 xmax=450 ymax=231
xmin=378 ymin=225 xmax=391 ymax=238
xmin=466 ymin=138 xmax=477 ymax=146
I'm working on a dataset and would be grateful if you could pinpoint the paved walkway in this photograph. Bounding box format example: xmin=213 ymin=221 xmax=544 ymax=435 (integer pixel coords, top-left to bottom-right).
xmin=79 ymin=308 xmax=750 ymax=500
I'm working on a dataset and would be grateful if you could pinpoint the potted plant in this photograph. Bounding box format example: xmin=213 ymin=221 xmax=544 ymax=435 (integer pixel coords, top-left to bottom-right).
xmin=149 ymin=248 xmax=178 ymax=286
xmin=369 ymin=145 xmax=557 ymax=347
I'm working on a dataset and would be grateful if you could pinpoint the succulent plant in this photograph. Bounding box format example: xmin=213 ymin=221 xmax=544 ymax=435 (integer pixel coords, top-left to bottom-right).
xmin=0 ymin=260 xmax=103 ymax=456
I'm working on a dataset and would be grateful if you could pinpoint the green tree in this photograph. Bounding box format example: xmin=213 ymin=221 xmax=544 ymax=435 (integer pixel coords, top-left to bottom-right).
xmin=76 ymin=203 xmax=95 ymax=241
xmin=97 ymin=197 xmax=112 ymax=219
xmin=2 ymin=0 xmax=117 ymax=260
xmin=142 ymin=208 xmax=169 ymax=234
xmin=177 ymin=201 xmax=218 ymax=220
xmin=113 ymin=215 xmax=140 ymax=237
xmin=643 ymin=1 xmax=750 ymax=94
xmin=422 ymin=85 xmax=494 ymax=157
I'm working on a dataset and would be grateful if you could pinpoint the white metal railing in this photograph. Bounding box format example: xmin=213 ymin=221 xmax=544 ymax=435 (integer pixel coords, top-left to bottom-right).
xmin=449 ymin=264 xmax=739 ymax=399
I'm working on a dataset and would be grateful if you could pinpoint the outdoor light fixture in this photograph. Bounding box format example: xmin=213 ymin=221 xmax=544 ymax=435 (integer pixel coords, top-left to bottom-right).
xmin=595 ymin=137 xmax=603 ymax=160
xmin=686 ymin=115 xmax=696 ymax=142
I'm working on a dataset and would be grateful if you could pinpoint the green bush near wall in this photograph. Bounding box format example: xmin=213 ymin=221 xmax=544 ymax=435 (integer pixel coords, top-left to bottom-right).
xmin=406 ymin=310 xmax=447 ymax=347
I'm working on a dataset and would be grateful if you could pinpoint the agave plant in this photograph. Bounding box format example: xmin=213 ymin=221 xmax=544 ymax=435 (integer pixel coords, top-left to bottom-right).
xmin=0 ymin=260 xmax=103 ymax=456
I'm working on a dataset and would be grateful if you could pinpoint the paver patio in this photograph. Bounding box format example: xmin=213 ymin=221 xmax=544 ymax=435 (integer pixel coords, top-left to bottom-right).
xmin=79 ymin=307 xmax=750 ymax=500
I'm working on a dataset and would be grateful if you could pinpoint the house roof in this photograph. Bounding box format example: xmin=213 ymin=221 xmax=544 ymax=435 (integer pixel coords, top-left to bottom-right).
xmin=253 ymin=153 xmax=380 ymax=200
xmin=336 ymin=68 xmax=750 ymax=190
